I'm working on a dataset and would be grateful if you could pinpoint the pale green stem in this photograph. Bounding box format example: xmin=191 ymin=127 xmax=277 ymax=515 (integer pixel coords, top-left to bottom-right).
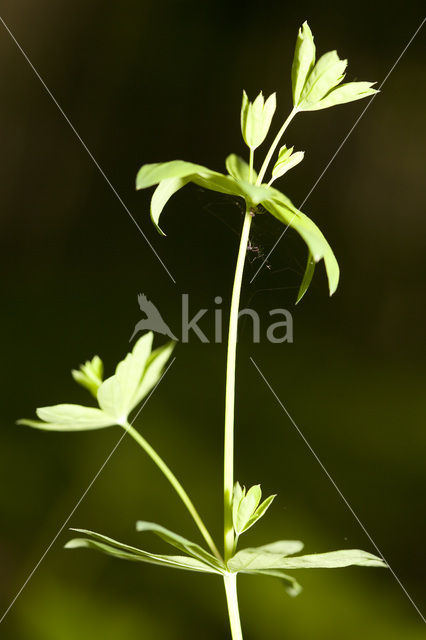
xmin=123 ymin=421 xmax=221 ymax=561
xmin=224 ymin=574 xmax=243 ymax=640
xmin=223 ymin=209 xmax=252 ymax=561
xmin=248 ymin=148 xmax=254 ymax=183
xmin=256 ymin=107 xmax=298 ymax=185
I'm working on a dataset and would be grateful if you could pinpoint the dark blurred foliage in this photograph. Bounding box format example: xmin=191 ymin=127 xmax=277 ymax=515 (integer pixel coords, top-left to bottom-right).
xmin=0 ymin=0 xmax=425 ymax=638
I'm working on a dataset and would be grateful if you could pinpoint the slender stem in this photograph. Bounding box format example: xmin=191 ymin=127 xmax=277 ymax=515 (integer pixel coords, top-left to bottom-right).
xmin=223 ymin=209 xmax=252 ymax=560
xmin=123 ymin=421 xmax=221 ymax=561
xmin=256 ymin=107 xmax=298 ymax=185
xmin=248 ymin=148 xmax=254 ymax=183
xmin=224 ymin=574 xmax=243 ymax=640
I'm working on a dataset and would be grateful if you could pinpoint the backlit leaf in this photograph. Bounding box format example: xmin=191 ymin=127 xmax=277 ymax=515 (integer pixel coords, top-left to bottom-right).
xmin=66 ymin=529 xmax=219 ymax=574
xmin=296 ymin=251 xmax=316 ymax=303
xmin=136 ymin=521 xmax=225 ymax=573
xmin=17 ymin=404 xmax=115 ymax=431
xmin=292 ymin=21 xmax=316 ymax=106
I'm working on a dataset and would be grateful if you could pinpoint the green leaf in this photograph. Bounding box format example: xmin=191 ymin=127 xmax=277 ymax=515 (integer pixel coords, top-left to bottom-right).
xmin=246 ymin=568 xmax=303 ymax=597
xmin=262 ymin=189 xmax=340 ymax=296
xmin=232 ymin=482 xmax=244 ymax=530
xmin=66 ymin=529 xmax=219 ymax=574
xmin=244 ymin=494 xmax=276 ymax=532
xmin=136 ymin=160 xmax=224 ymax=190
xmin=228 ymin=546 xmax=385 ymax=572
xmin=232 ymin=483 xmax=276 ymax=536
xmin=296 ymin=251 xmax=316 ymax=303
xmin=225 ymin=154 xmax=258 ymax=183
xmin=72 ymin=355 xmax=104 ymax=398
xmin=97 ymin=332 xmax=154 ymax=423
xmin=150 ymin=177 xmax=191 ymax=235
xmin=130 ymin=341 xmax=175 ymax=411
xmin=299 ymin=51 xmax=347 ymax=108
xmin=228 ymin=540 xmax=304 ymax=572
xmin=233 ymin=484 xmax=262 ymax=535
xmin=270 ymin=146 xmax=305 ymax=183
xmin=240 ymin=91 xmax=276 ymax=150
xmin=292 ymin=21 xmax=316 ymax=106
xmin=136 ymin=521 xmax=225 ymax=573
xmin=17 ymin=404 xmax=115 ymax=432
xmin=271 ymin=549 xmax=386 ymax=569
xmin=305 ymin=81 xmax=378 ymax=111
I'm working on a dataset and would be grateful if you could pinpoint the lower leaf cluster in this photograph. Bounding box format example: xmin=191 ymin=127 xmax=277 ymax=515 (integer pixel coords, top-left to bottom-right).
xmin=66 ymin=520 xmax=386 ymax=599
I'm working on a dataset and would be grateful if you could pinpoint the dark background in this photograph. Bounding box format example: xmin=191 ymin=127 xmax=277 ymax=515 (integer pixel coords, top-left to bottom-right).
xmin=1 ymin=1 xmax=425 ymax=638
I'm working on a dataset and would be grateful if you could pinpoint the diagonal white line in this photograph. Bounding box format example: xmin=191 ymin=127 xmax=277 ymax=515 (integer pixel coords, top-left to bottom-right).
xmin=250 ymin=356 xmax=425 ymax=623
xmin=0 ymin=357 xmax=176 ymax=625
xmin=250 ymin=16 xmax=426 ymax=284
xmin=0 ymin=15 xmax=176 ymax=285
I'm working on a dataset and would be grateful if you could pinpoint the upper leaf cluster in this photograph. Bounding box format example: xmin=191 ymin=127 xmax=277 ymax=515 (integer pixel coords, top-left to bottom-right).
xmin=18 ymin=333 xmax=174 ymax=431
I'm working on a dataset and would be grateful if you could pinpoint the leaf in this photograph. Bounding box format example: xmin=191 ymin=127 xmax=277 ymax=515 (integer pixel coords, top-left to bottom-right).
xmin=229 ymin=547 xmax=386 ymax=572
xmin=136 ymin=160 xmax=224 ymax=190
xmin=72 ymin=355 xmax=104 ymax=398
xmin=271 ymin=147 xmax=305 ymax=182
xmin=240 ymin=91 xmax=276 ymax=150
xmin=232 ymin=483 xmax=276 ymax=535
xmin=246 ymin=568 xmax=303 ymax=597
xmin=299 ymin=51 xmax=347 ymax=108
xmin=17 ymin=404 xmax=115 ymax=432
xmin=243 ymin=494 xmax=276 ymax=532
xmin=296 ymin=251 xmax=316 ymax=303
xmin=97 ymin=333 xmax=154 ymax=423
xmin=151 ymin=177 xmax=191 ymax=235
xmin=276 ymin=549 xmax=386 ymax=569
xmin=292 ymin=21 xmax=316 ymax=107
xmin=66 ymin=529 xmax=219 ymax=574
xmin=136 ymin=521 xmax=225 ymax=573
xmin=232 ymin=482 xmax=244 ymax=530
xmin=130 ymin=341 xmax=175 ymax=411
xmin=225 ymin=154 xmax=258 ymax=183
xmin=233 ymin=485 xmax=262 ymax=535
xmin=305 ymin=81 xmax=378 ymax=111
xmin=262 ymin=190 xmax=340 ymax=296
xmin=228 ymin=540 xmax=304 ymax=572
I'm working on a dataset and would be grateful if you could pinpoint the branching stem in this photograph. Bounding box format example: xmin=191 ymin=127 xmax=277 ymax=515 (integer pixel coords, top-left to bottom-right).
xmin=256 ymin=107 xmax=298 ymax=185
xmin=123 ymin=421 xmax=221 ymax=560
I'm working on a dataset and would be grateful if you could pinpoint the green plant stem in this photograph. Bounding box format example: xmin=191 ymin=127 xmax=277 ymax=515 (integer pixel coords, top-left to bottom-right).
xmin=224 ymin=574 xmax=243 ymax=640
xmin=249 ymin=148 xmax=254 ymax=182
xmin=123 ymin=421 xmax=221 ymax=561
xmin=256 ymin=107 xmax=298 ymax=185
xmin=223 ymin=209 xmax=252 ymax=560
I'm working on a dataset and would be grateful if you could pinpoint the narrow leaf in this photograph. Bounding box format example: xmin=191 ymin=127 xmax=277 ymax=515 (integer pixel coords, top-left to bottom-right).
xmin=66 ymin=529 xmax=219 ymax=574
xmin=243 ymin=494 xmax=276 ymax=533
xmin=246 ymin=568 xmax=303 ymax=597
xmin=97 ymin=333 xmax=153 ymax=423
xmin=225 ymin=154 xmax=258 ymax=183
xmin=296 ymin=251 xmax=316 ymax=303
xmin=151 ymin=177 xmax=190 ymax=235
xmin=271 ymin=148 xmax=305 ymax=182
xmin=130 ymin=341 xmax=175 ymax=411
xmin=262 ymin=190 xmax=339 ymax=296
xmin=17 ymin=404 xmax=115 ymax=431
xmin=292 ymin=21 xmax=316 ymax=106
xmin=228 ymin=541 xmax=304 ymax=572
xmin=136 ymin=521 xmax=225 ymax=572
xmin=72 ymin=355 xmax=103 ymax=398
xmin=305 ymin=81 xmax=378 ymax=111
xmin=274 ymin=549 xmax=387 ymax=569
xmin=299 ymin=51 xmax=347 ymax=108
xmin=136 ymin=160 xmax=223 ymax=190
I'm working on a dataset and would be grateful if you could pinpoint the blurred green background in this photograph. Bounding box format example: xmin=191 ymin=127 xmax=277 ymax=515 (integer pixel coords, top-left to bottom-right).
xmin=1 ymin=0 xmax=425 ymax=638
